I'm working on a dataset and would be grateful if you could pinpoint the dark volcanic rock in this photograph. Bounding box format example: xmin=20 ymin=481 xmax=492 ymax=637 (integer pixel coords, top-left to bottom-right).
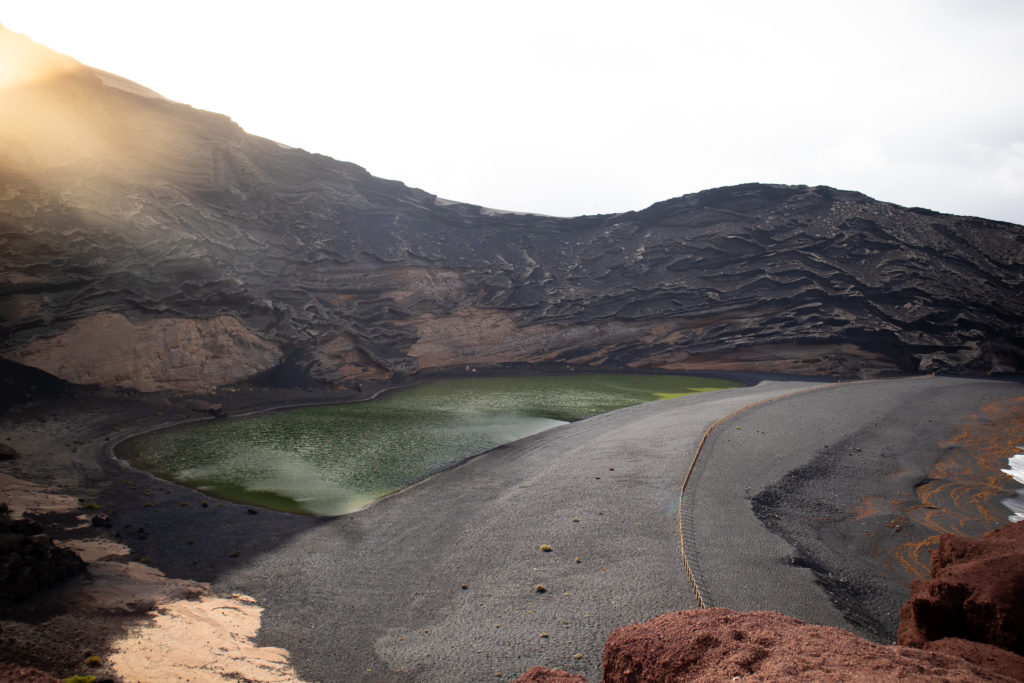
xmin=898 ymin=521 xmax=1024 ymax=655
xmin=0 ymin=503 xmax=86 ymax=605
xmin=0 ymin=358 xmax=71 ymax=414
xmin=2 ymin=27 xmax=1023 ymax=391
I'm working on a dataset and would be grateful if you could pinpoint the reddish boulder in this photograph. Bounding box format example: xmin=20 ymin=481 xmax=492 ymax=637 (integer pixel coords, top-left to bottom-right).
xmin=514 ymin=665 xmax=588 ymax=683
xmin=602 ymin=608 xmax=1020 ymax=682
xmin=0 ymin=662 xmax=61 ymax=682
xmin=898 ymin=521 xmax=1024 ymax=655
xmin=924 ymin=638 xmax=1024 ymax=677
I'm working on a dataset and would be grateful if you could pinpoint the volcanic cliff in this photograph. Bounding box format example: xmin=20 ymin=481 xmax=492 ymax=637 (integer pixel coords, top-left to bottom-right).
xmin=2 ymin=26 xmax=1023 ymax=393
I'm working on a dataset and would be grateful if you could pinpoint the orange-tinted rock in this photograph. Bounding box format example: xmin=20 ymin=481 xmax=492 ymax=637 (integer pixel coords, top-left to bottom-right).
xmin=602 ymin=608 xmax=1020 ymax=682
xmin=898 ymin=521 xmax=1024 ymax=655
xmin=0 ymin=662 xmax=61 ymax=683
xmin=514 ymin=665 xmax=588 ymax=683
xmin=923 ymin=638 xmax=1024 ymax=678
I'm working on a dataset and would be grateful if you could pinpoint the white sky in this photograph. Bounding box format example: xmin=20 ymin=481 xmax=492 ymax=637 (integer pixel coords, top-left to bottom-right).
xmin=4 ymin=1 xmax=1024 ymax=223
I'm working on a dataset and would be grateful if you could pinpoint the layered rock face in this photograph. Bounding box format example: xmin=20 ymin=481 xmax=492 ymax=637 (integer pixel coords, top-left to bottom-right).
xmin=2 ymin=27 xmax=1023 ymax=392
xmin=899 ymin=520 xmax=1024 ymax=656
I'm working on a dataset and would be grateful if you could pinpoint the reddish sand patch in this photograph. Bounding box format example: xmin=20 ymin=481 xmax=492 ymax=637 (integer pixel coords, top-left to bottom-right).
xmin=600 ymin=608 xmax=1022 ymax=682
xmin=895 ymin=395 xmax=1024 ymax=577
xmin=851 ymin=494 xmax=891 ymax=520
xmin=0 ymin=472 xmax=79 ymax=517
xmin=516 ymin=666 xmax=588 ymax=682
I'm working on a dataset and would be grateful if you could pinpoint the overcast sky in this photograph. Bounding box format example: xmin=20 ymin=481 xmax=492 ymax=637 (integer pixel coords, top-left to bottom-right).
xmin=5 ymin=1 xmax=1024 ymax=223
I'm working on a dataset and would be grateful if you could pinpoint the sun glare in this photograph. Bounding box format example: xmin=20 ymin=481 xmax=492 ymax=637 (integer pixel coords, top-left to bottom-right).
xmin=0 ymin=25 xmax=79 ymax=92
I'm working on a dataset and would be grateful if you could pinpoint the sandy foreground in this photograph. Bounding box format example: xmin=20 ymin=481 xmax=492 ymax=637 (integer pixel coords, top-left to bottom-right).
xmin=2 ymin=469 xmax=305 ymax=682
xmin=0 ymin=385 xmax=319 ymax=682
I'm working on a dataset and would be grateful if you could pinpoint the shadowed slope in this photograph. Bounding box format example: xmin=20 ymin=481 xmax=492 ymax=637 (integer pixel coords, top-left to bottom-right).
xmin=2 ymin=26 xmax=1023 ymax=392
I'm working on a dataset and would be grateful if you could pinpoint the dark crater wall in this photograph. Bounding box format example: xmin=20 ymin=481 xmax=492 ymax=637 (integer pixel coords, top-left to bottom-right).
xmin=1 ymin=27 xmax=1022 ymax=391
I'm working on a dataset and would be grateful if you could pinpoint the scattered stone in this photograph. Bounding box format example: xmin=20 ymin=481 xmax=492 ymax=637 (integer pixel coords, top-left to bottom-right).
xmin=535 ymin=585 xmax=547 ymax=594
xmin=90 ymin=514 xmax=112 ymax=528
xmin=540 ymin=544 xmax=553 ymax=552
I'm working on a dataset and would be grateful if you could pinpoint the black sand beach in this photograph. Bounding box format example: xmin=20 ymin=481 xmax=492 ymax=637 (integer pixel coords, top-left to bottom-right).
xmin=2 ymin=372 xmax=1023 ymax=681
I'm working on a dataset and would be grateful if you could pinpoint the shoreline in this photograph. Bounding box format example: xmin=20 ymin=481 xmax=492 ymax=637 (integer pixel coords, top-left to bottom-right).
xmin=2 ymin=370 xmax=1022 ymax=681
xmin=0 ymin=369 xmax=802 ymax=681
xmin=105 ymin=371 xmax=757 ymax=517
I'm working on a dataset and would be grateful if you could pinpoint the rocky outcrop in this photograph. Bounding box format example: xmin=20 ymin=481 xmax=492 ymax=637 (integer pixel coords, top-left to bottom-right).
xmin=2 ymin=26 xmax=1023 ymax=392
xmin=898 ymin=520 xmax=1024 ymax=655
xmin=599 ymin=608 xmax=1022 ymax=682
xmin=519 ymin=609 xmax=1024 ymax=682
xmin=0 ymin=662 xmax=61 ymax=683
xmin=9 ymin=312 xmax=280 ymax=392
xmin=518 ymin=523 xmax=1024 ymax=682
xmin=0 ymin=503 xmax=86 ymax=605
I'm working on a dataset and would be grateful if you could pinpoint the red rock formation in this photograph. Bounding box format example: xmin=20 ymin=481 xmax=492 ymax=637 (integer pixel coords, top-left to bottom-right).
xmin=898 ymin=521 xmax=1024 ymax=655
xmin=923 ymin=638 xmax=1024 ymax=678
xmin=0 ymin=662 xmax=61 ymax=683
xmin=601 ymin=608 xmax=1022 ymax=682
xmin=517 ymin=523 xmax=1024 ymax=682
xmin=515 ymin=666 xmax=587 ymax=683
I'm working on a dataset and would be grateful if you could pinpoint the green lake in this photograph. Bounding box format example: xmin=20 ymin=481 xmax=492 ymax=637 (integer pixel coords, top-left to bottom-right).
xmin=118 ymin=374 xmax=740 ymax=515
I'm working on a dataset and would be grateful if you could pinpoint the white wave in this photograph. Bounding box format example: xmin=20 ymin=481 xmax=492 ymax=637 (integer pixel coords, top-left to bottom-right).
xmin=1001 ymin=447 xmax=1024 ymax=523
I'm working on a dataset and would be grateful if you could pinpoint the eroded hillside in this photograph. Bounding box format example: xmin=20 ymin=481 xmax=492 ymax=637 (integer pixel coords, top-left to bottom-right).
xmin=2 ymin=27 xmax=1022 ymax=392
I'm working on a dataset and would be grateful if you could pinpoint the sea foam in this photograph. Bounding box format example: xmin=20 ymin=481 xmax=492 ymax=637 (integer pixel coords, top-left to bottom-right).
xmin=1001 ymin=446 xmax=1024 ymax=523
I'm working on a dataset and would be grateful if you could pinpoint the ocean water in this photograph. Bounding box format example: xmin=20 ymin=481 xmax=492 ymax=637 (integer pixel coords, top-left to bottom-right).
xmin=1002 ymin=445 xmax=1024 ymax=523
xmin=119 ymin=374 xmax=740 ymax=515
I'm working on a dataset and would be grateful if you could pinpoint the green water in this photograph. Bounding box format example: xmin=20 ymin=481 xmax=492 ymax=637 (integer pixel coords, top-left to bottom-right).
xmin=119 ymin=374 xmax=739 ymax=515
